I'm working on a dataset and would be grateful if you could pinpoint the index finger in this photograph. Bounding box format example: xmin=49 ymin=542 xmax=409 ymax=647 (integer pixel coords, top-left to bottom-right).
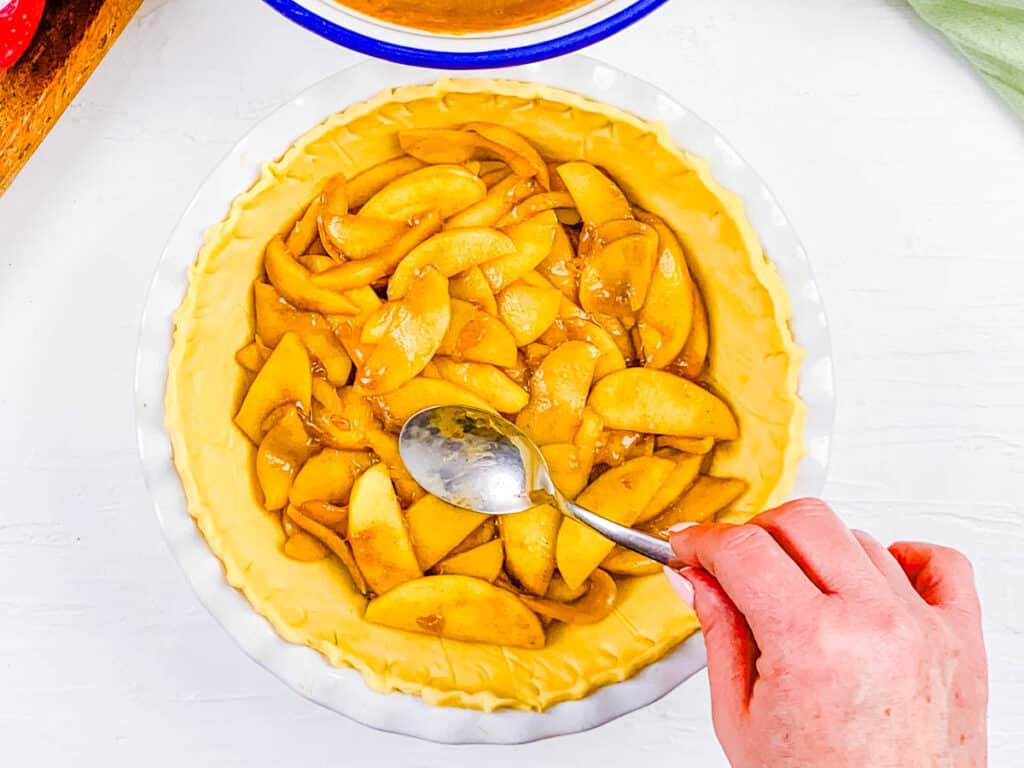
xmin=670 ymin=522 xmax=820 ymax=637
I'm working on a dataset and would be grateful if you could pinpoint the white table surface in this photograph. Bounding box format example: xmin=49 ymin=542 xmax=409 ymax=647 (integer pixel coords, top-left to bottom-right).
xmin=1 ymin=0 xmax=1022 ymax=764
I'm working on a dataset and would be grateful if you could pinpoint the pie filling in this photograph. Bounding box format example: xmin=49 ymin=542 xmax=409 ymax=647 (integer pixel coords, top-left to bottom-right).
xmin=166 ymin=80 xmax=804 ymax=711
xmin=331 ymin=0 xmax=594 ymax=34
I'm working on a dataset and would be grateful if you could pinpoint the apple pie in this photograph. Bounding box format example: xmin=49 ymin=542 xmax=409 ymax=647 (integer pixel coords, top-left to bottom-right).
xmin=166 ymin=79 xmax=805 ymax=711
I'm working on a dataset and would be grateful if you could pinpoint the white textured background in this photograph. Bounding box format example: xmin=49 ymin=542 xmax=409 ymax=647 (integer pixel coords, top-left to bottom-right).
xmin=1 ymin=0 xmax=1022 ymax=764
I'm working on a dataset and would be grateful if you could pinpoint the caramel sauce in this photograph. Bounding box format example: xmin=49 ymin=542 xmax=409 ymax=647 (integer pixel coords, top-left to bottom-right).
xmin=333 ymin=0 xmax=593 ymax=34
xmin=594 ymin=430 xmax=655 ymax=467
xmin=416 ymin=614 xmax=446 ymax=634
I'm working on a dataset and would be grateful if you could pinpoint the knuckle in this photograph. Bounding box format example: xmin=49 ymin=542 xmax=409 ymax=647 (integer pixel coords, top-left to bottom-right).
xmin=850 ymin=528 xmax=879 ymax=547
xmin=757 ymin=497 xmax=835 ymax=529
xmin=718 ymin=524 xmax=772 ymax=555
xmin=933 ymin=545 xmax=974 ymax=577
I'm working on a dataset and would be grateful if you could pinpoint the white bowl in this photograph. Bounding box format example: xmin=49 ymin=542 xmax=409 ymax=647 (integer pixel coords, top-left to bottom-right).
xmin=261 ymin=0 xmax=671 ymax=68
xmin=135 ymin=55 xmax=834 ymax=744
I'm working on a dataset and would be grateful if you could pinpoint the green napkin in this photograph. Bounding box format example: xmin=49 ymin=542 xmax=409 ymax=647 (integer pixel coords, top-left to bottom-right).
xmin=907 ymin=0 xmax=1024 ymax=118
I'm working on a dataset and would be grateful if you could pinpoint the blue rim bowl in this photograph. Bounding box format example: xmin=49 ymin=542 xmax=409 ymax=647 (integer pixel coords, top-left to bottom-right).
xmin=261 ymin=0 xmax=670 ymax=69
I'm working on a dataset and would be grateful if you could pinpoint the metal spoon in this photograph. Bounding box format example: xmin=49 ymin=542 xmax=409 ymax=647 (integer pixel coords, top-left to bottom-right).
xmin=399 ymin=405 xmax=678 ymax=565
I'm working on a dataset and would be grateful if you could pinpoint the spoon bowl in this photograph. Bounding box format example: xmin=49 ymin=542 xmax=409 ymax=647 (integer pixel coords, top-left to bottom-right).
xmin=399 ymin=406 xmax=556 ymax=514
xmin=399 ymin=405 xmax=678 ymax=566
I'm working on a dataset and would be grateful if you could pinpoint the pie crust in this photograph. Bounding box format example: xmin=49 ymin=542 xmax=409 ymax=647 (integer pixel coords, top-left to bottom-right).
xmin=165 ymin=79 xmax=805 ymax=711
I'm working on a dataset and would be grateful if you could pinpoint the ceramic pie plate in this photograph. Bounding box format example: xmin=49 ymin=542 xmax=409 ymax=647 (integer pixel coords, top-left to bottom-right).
xmin=135 ymin=55 xmax=834 ymax=744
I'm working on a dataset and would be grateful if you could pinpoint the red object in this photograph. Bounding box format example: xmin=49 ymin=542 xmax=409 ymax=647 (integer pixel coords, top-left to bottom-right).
xmin=0 ymin=0 xmax=45 ymax=70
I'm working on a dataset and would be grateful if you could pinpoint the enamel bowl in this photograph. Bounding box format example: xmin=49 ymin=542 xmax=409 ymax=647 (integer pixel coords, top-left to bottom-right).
xmin=261 ymin=0 xmax=670 ymax=68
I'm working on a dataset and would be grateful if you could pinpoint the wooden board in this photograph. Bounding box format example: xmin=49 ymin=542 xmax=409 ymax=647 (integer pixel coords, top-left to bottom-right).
xmin=0 ymin=0 xmax=141 ymax=194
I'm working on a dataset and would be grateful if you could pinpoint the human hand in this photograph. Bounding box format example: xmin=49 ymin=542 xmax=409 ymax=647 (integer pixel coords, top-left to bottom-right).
xmin=664 ymin=498 xmax=987 ymax=768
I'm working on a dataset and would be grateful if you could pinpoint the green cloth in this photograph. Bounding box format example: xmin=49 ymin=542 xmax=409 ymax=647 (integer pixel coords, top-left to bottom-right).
xmin=907 ymin=0 xmax=1024 ymax=118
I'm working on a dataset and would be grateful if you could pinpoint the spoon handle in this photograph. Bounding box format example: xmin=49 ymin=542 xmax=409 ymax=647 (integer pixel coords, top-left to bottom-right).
xmin=564 ymin=500 xmax=679 ymax=566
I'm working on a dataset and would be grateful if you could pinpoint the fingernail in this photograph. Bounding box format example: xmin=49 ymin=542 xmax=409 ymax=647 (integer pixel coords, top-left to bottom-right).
xmin=669 ymin=521 xmax=697 ymax=534
xmin=663 ymin=566 xmax=694 ymax=608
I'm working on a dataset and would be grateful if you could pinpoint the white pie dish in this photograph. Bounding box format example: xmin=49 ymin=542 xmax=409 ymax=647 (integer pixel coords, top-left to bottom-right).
xmin=134 ymin=55 xmax=834 ymax=744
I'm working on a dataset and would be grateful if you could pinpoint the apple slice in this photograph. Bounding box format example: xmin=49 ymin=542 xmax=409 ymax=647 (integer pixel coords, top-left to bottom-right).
xmin=285 ymin=197 xmax=322 ymax=256
xmin=364 ymin=430 xmax=425 ymax=507
xmin=539 ymin=411 xmax=601 ymax=498
xmin=496 ymin=191 xmax=576 ymax=228
xmin=600 ymin=548 xmax=661 ymax=577
xmin=451 ymin=520 xmax=498 ymax=557
xmin=560 ymin=317 xmax=626 ymax=380
xmin=546 ymin=573 xmax=587 ymax=602
xmin=540 ymin=444 xmax=589 ymax=499
xmin=536 ymin=223 xmax=580 ymax=301
xmin=255 ymin=406 xmax=316 ymax=510
xmin=496 ymin=282 xmax=562 ymax=346
xmin=305 ymin=384 xmax=378 ymax=453
xmin=347 ymin=463 xmax=422 ymax=594
xmin=282 ymin=532 xmax=329 ymax=563
xmin=235 ymin=331 xmax=312 ymax=444
xmin=515 ymin=269 xmax=559 ymax=290
xmin=556 ymin=456 xmax=676 ymax=590
xmin=298 ymin=253 xmax=335 ymax=273
xmin=499 ymin=503 xmax=561 ymax=595
xmin=319 ymin=214 xmax=408 ymax=260
xmin=295 ymin=500 xmax=348 ymax=529
xmin=264 ymin=237 xmax=358 ymax=315
xmin=437 ymin=299 xmax=519 ymax=368
xmin=671 ymin=284 xmax=709 ymax=379
xmin=591 ymin=312 xmax=635 ymax=361
xmin=588 ymin=368 xmax=738 ymax=439
xmin=657 ymin=435 xmax=715 ymax=454
xmin=522 ymin=342 xmax=552 ymax=371
xmin=431 ymin=358 xmax=529 ymax=414
xmin=557 ymin=295 xmax=587 ymax=321
xmin=399 ymin=124 xmax=548 ymax=188
xmin=406 ymin=494 xmax=490 ymax=569
xmin=356 ymin=267 xmax=450 ymax=394
xmin=311 ymin=211 xmax=442 ymax=293
xmin=579 ymin=218 xmax=649 ymax=258
xmin=515 ymin=340 xmax=599 ymax=446
xmin=288 ymin=448 xmax=374 ymax=507
xmin=464 ymin=123 xmax=550 ymax=188
xmin=287 ymin=504 xmax=368 ymax=594
xmin=636 ymin=213 xmax=695 ymax=369
xmin=387 ymin=227 xmax=518 ymax=300
xmin=235 ymin=338 xmax=270 ymax=372
xmin=518 ymin=569 xmax=617 ymax=625
xmin=483 ymin=210 xmax=559 ymax=292
xmin=641 ymin=476 xmax=748 ymax=537
xmin=634 ymin=452 xmax=704 ymax=524
xmin=481 ymin=166 xmax=513 ymax=188
xmin=445 ymin=175 xmax=537 ymax=229
xmin=449 ymin=266 xmax=498 ymax=315
xmin=358 ymin=302 xmax=402 ymax=345
xmin=360 ymin=164 xmax=486 ymax=221
xmin=332 ymin=386 xmax=380 ymax=434
xmin=319 ymin=173 xmax=348 ymax=220
xmin=253 ymin=283 xmax=352 ymax=386
xmin=364 ymin=575 xmax=544 ymax=648
xmin=556 ymin=162 xmax=633 ymax=224
xmin=369 ymin=377 xmax=495 ymax=428
xmin=347 ymin=156 xmax=427 ymax=209
xmin=433 ymin=539 xmax=504 ymax=582
xmin=579 ymin=228 xmax=659 ymax=321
